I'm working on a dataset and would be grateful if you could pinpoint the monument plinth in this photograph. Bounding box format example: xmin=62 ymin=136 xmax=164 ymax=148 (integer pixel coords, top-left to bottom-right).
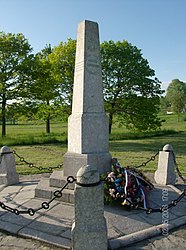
xmin=63 ymin=20 xmax=111 ymax=177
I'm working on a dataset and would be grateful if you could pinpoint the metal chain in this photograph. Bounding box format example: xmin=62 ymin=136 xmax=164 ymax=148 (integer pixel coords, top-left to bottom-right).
xmin=1 ymin=150 xmax=185 ymax=216
xmin=0 ymin=151 xmax=14 ymax=164
xmin=117 ymin=187 xmax=186 ymax=214
xmin=129 ymin=151 xmax=186 ymax=213
xmin=0 ymin=174 xmax=185 ymax=216
xmin=0 ymin=176 xmax=76 ymax=216
xmin=13 ymin=150 xmax=63 ymax=172
xmin=103 ymin=152 xmax=186 ymax=214
xmin=171 ymin=151 xmax=186 ymax=184
xmin=139 ymin=188 xmax=186 ymax=214
xmin=129 ymin=151 xmax=159 ymax=169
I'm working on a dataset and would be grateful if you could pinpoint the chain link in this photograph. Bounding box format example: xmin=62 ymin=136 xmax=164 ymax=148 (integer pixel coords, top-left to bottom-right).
xmin=114 ymin=184 xmax=186 ymax=214
xmin=139 ymin=188 xmax=186 ymax=214
xmin=128 ymin=151 xmax=159 ymax=169
xmin=133 ymin=151 xmax=186 ymax=213
xmin=13 ymin=150 xmax=63 ymax=172
xmin=0 ymin=176 xmax=76 ymax=216
xmin=103 ymin=152 xmax=186 ymax=214
xmin=0 ymin=150 xmax=185 ymax=216
xmin=171 ymin=151 xmax=186 ymax=184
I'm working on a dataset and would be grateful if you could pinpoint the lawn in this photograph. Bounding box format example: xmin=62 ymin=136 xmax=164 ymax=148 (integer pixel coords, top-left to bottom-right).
xmin=110 ymin=113 xmax=186 ymax=174
xmin=0 ymin=113 xmax=186 ymax=176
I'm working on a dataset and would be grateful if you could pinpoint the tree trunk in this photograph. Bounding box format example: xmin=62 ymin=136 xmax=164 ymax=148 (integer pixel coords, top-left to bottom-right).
xmin=46 ymin=118 xmax=50 ymax=133
xmin=46 ymin=100 xmax=51 ymax=134
xmin=109 ymin=113 xmax=113 ymax=134
xmin=2 ymin=94 xmax=6 ymax=137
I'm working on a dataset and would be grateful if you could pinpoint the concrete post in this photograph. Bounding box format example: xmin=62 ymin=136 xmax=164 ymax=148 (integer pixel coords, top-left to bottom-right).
xmin=154 ymin=144 xmax=176 ymax=185
xmin=71 ymin=164 xmax=108 ymax=250
xmin=0 ymin=146 xmax=19 ymax=186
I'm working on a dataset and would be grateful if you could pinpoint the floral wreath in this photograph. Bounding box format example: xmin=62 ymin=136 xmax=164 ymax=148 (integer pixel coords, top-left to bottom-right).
xmin=103 ymin=158 xmax=154 ymax=209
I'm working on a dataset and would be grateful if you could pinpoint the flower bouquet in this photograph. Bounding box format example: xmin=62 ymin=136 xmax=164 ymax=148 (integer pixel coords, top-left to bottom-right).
xmin=103 ymin=158 xmax=154 ymax=209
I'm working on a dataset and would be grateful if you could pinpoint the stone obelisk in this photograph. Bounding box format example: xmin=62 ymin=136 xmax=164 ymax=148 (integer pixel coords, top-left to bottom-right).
xmin=35 ymin=20 xmax=111 ymax=203
xmin=63 ymin=20 xmax=111 ymax=177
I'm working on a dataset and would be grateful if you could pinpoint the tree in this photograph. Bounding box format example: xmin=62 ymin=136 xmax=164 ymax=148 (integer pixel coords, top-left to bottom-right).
xmin=6 ymin=101 xmax=38 ymax=124
xmin=28 ymin=44 xmax=60 ymax=133
xmin=160 ymin=96 xmax=169 ymax=114
xmin=101 ymin=40 xmax=163 ymax=133
xmin=166 ymin=79 xmax=186 ymax=114
xmin=49 ymin=39 xmax=76 ymax=112
xmin=30 ymin=40 xmax=76 ymax=132
xmin=0 ymin=32 xmax=33 ymax=137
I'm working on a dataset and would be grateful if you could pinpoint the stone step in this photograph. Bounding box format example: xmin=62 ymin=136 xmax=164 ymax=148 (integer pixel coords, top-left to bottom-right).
xmin=35 ymin=177 xmax=75 ymax=203
xmin=49 ymin=170 xmax=75 ymax=190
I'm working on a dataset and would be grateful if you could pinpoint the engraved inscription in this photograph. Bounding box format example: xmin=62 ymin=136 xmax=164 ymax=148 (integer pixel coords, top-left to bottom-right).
xmin=75 ymin=61 xmax=84 ymax=72
xmin=86 ymin=52 xmax=100 ymax=75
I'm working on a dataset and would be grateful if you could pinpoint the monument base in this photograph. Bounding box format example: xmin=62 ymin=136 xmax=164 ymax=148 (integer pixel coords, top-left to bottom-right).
xmin=35 ymin=152 xmax=112 ymax=203
xmin=35 ymin=176 xmax=75 ymax=203
xmin=63 ymin=152 xmax=112 ymax=177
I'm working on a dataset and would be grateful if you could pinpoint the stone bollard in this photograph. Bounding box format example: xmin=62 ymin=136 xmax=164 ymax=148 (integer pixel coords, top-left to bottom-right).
xmin=71 ymin=164 xmax=108 ymax=250
xmin=154 ymin=144 xmax=176 ymax=185
xmin=0 ymin=146 xmax=19 ymax=186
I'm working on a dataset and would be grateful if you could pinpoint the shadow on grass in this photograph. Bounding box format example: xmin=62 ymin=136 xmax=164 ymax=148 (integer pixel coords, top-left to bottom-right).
xmin=109 ymin=132 xmax=186 ymax=154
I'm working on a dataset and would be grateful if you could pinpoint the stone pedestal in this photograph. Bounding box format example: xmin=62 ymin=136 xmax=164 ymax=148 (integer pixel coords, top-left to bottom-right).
xmin=63 ymin=152 xmax=111 ymax=177
xmin=0 ymin=146 xmax=19 ymax=186
xmin=154 ymin=144 xmax=176 ymax=185
xmin=71 ymin=165 xmax=108 ymax=250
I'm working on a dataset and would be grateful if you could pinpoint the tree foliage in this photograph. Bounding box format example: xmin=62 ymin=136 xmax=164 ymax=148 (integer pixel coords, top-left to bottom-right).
xmin=166 ymin=79 xmax=186 ymax=114
xmin=101 ymin=40 xmax=163 ymax=132
xmin=26 ymin=40 xmax=76 ymax=131
xmin=49 ymin=39 xmax=76 ymax=109
xmin=0 ymin=33 xmax=164 ymax=136
xmin=26 ymin=44 xmax=61 ymax=133
xmin=0 ymin=32 xmax=33 ymax=136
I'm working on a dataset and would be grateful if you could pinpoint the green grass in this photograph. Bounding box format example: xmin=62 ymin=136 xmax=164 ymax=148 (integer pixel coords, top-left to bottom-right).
xmin=1 ymin=122 xmax=67 ymax=146
xmin=110 ymin=132 xmax=186 ymax=173
xmin=1 ymin=113 xmax=186 ymax=176
xmin=14 ymin=144 xmax=66 ymax=175
xmin=110 ymin=113 xmax=186 ymax=174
